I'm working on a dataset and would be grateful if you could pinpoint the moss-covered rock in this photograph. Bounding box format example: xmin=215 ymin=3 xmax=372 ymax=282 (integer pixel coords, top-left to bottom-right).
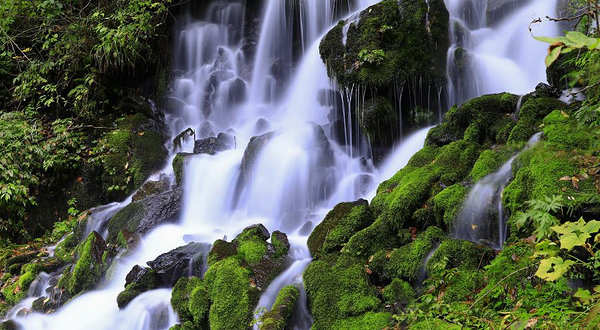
xmin=382 ymin=278 xmax=413 ymax=305
xmin=361 ymin=97 xmax=398 ymax=154
xmin=204 ymin=258 xmax=258 ymax=330
xmin=307 ymin=199 xmax=374 ymax=258
xmin=382 ymin=226 xmax=445 ymax=281
xmin=427 ymin=93 xmax=519 ymax=147
xmin=508 ymin=97 xmax=566 ymax=143
xmin=270 ymin=231 xmax=290 ymax=259
xmin=304 ymin=254 xmax=382 ymax=330
xmin=117 ymin=266 xmax=162 ymax=309
xmin=431 ymin=184 xmax=469 ymax=229
xmin=320 ymin=0 xmax=449 ymax=88
xmin=172 ymin=153 xmax=193 ymax=186
xmin=58 ymin=231 xmax=107 ymax=296
xmin=171 ymin=277 xmax=209 ymax=329
xmin=259 ymin=285 xmax=300 ymax=330
xmin=99 ymin=112 xmax=168 ymax=200
xmin=207 ymin=239 xmax=238 ymax=267
xmin=233 ymin=224 xmax=270 ymax=266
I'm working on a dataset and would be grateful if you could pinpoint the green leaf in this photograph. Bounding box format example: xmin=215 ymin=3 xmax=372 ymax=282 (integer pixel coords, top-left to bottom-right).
xmin=559 ymin=232 xmax=591 ymax=250
xmin=534 ymin=240 xmax=559 ymax=257
xmin=565 ymin=31 xmax=596 ymax=48
xmin=574 ymin=288 xmax=593 ymax=301
xmin=583 ymin=219 xmax=600 ymax=235
xmin=536 ymin=257 xmax=575 ymax=281
xmin=545 ymin=46 xmax=562 ymax=67
xmin=551 ymin=218 xmax=586 ymax=235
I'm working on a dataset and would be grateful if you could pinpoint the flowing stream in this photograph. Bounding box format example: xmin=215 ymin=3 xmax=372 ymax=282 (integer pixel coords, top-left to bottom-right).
xmin=10 ymin=0 xmax=561 ymax=329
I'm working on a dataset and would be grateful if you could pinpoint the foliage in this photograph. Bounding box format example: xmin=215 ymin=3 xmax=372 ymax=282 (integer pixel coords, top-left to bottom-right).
xmin=534 ymin=217 xmax=600 ymax=282
xmin=513 ymin=195 xmax=563 ymax=241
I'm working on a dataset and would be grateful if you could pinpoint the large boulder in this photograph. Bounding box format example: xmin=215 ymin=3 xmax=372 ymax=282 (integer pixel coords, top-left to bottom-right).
xmin=147 ymin=242 xmax=212 ymax=286
xmin=106 ymin=187 xmax=183 ymax=244
xmin=57 ymin=231 xmax=108 ymax=296
xmin=240 ymin=131 xmax=275 ymax=180
xmin=320 ymin=0 xmax=449 ymax=89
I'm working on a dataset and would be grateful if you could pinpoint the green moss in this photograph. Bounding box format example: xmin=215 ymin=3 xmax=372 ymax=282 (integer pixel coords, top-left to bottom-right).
xmin=542 ymin=110 xmax=593 ymax=149
xmin=270 ymin=231 xmax=289 ymax=259
xmin=171 ymin=277 xmax=203 ymax=324
xmin=427 ymin=93 xmax=518 ymax=147
xmin=330 ymin=312 xmax=391 ymax=330
xmin=382 ymin=278 xmax=413 ymax=305
xmin=116 ymin=268 xmax=161 ymax=309
xmin=259 ymin=285 xmax=300 ymax=330
xmin=172 ymin=153 xmax=186 ymax=186
xmin=234 ymin=226 xmax=269 ymax=266
xmin=100 ymin=113 xmax=167 ymax=200
xmin=204 ymin=258 xmax=256 ymax=330
xmin=508 ymin=98 xmax=566 ymax=143
xmin=304 ymin=254 xmax=381 ymax=329
xmin=188 ymin=281 xmax=210 ymax=329
xmin=361 ymin=97 xmax=398 ymax=149
xmin=426 ymin=239 xmax=495 ymax=276
xmin=308 ymin=200 xmax=373 ymax=258
xmin=320 ymin=0 xmax=449 ymax=88
xmin=383 ymin=227 xmax=445 ymax=281
xmin=62 ymin=231 xmax=107 ymax=296
xmin=207 ymin=240 xmax=238 ymax=267
xmin=469 ymin=147 xmax=517 ymax=182
xmin=432 ymin=184 xmax=468 ymax=229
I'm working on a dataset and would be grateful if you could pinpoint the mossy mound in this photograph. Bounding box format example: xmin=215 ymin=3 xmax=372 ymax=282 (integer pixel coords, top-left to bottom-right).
xmin=307 ymin=199 xmax=374 ymax=258
xmin=508 ymin=97 xmax=566 ymax=143
xmin=304 ymin=254 xmax=383 ymax=330
xmin=259 ymin=285 xmax=300 ymax=330
xmin=320 ymin=0 xmax=449 ymax=88
xmin=382 ymin=278 xmax=414 ymax=305
xmin=427 ymin=93 xmax=519 ymax=147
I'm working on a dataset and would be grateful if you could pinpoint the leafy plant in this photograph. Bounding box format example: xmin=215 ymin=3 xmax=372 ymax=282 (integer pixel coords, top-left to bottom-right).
xmin=513 ymin=195 xmax=563 ymax=241
xmin=358 ymin=49 xmax=386 ymax=64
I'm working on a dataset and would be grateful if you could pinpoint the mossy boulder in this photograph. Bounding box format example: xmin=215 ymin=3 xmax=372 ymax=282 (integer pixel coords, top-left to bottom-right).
xmin=116 ymin=265 xmax=163 ymax=308
xmin=172 ymin=153 xmax=193 ymax=186
xmin=304 ymin=254 xmax=383 ymax=330
xmin=320 ymin=0 xmax=449 ymax=88
xmin=171 ymin=277 xmax=209 ymax=330
xmin=426 ymin=239 xmax=495 ymax=276
xmin=307 ymin=199 xmax=374 ymax=258
xmin=270 ymin=231 xmax=290 ymax=259
xmin=132 ymin=178 xmax=169 ymax=202
xmin=377 ymin=226 xmax=445 ymax=281
xmin=382 ymin=278 xmax=413 ymax=305
xmin=431 ymin=183 xmax=469 ymax=229
xmin=99 ymin=112 xmax=168 ymax=200
xmin=361 ymin=97 xmax=398 ymax=158
xmin=427 ymin=93 xmax=519 ymax=147
xmin=259 ymin=285 xmax=300 ymax=330
xmin=204 ymin=258 xmax=258 ymax=330
xmin=508 ymin=97 xmax=566 ymax=143
xmin=57 ymin=231 xmax=107 ymax=296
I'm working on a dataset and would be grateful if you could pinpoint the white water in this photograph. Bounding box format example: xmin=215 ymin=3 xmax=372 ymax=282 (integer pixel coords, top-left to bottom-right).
xmin=10 ymin=0 xmax=564 ymax=328
xmin=445 ymin=0 xmax=559 ymax=105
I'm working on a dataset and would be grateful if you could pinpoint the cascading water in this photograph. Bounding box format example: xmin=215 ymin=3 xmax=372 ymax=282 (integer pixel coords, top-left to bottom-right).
xmin=445 ymin=0 xmax=559 ymax=105
xmin=453 ymin=133 xmax=542 ymax=249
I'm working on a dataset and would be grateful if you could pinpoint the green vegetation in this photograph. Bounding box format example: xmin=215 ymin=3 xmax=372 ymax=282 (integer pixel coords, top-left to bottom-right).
xmin=0 ymin=0 xmax=174 ymax=243
xmin=259 ymin=285 xmax=300 ymax=330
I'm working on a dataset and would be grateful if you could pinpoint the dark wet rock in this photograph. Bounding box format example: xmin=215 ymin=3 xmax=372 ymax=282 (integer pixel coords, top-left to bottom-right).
xmin=254 ymin=118 xmax=272 ymax=134
xmin=147 ymin=242 xmax=212 ymax=286
xmin=227 ymin=78 xmax=247 ymax=105
xmin=207 ymin=240 xmax=238 ymax=266
xmin=0 ymin=320 xmax=18 ymax=330
xmin=107 ymin=188 xmax=183 ymax=244
xmin=298 ymin=221 xmax=314 ymax=236
xmin=193 ymin=137 xmax=231 ymax=155
xmin=132 ymin=178 xmax=169 ymax=202
xmin=217 ymin=132 xmax=235 ymax=149
xmin=242 ymin=224 xmax=270 ymax=241
xmin=117 ymin=266 xmax=163 ymax=309
xmin=534 ymin=82 xmax=560 ymax=98
xmin=241 ymin=131 xmax=275 ymax=180
xmin=199 ymin=121 xmax=215 ymax=138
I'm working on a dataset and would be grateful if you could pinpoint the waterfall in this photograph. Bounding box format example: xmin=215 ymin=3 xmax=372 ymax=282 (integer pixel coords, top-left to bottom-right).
xmin=8 ymin=0 xmax=565 ymax=328
xmin=445 ymin=0 xmax=559 ymax=105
